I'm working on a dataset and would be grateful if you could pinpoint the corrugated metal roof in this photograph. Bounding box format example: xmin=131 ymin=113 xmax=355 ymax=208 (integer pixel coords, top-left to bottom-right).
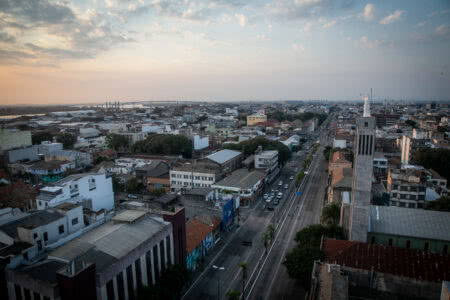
xmin=206 ymin=149 xmax=241 ymax=164
xmin=369 ymin=205 xmax=450 ymax=241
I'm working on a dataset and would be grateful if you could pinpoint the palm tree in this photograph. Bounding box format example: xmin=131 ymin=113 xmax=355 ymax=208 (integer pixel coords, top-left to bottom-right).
xmin=226 ymin=289 xmax=241 ymax=300
xmin=262 ymin=231 xmax=270 ymax=254
xmin=321 ymin=202 xmax=340 ymax=225
xmin=267 ymin=224 xmax=275 ymax=244
xmin=239 ymin=262 xmax=248 ymax=299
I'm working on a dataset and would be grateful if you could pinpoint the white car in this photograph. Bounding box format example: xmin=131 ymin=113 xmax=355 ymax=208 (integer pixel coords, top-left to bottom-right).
xmin=304 ymin=171 xmax=309 ymax=175
xmin=284 ymin=184 xmax=288 ymax=189
xmin=263 ymin=193 xmax=268 ymax=200
xmin=277 ymin=192 xmax=283 ymax=199
xmin=289 ymin=176 xmax=294 ymax=180
xmin=266 ymin=196 xmax=272 ymax=203
xmin=278 ymin=180 xmax=283 ymax=186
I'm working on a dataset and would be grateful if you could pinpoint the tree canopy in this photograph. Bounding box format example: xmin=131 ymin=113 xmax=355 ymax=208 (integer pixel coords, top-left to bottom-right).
xmin=425 ymin=196 xmax=450 ymax=212
xmin=32 ymin=131 xmax=53 ymax=145
xmin=223 ymin=137 xmax=291 ymax=165
xmin=284 ymin=224 xmax=345 ymax=290
xmin=137 ymin=264 xmax=188 ymax=300
xmin=56 ymin=132 xmax=77 ymax=149
xmin=106 ymin=134 xmax=130 ymax=151
xmin=266 ymin=110 xmax=327 ymax=125
xmin=321 ymin=202 xmax=341 ymax=225
xmin=413 ymin=148 xmax=450 ymax=185
xmin=133 ymin=134 xmax=193 ymax=158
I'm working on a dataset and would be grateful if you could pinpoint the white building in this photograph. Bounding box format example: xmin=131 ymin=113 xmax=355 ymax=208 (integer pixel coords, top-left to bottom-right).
xmin=142 ymin=125 xmax=164 ymax=134
xmin=170 ymin=162 xmax=221 ymax=191
xmin=36 ymin=173 xmax=114 ymax=212
xmin=255 ymin=150 xmax=279 ymax=172
xmin=0 ymin=129 xmax=32 ymax=151
xmin=193 ymin=135 xmax=209 ymax=150
xmin=39 ymin=141 xmax=63 ymax=154
xmin=80 ymin=128 xmax=101 ymax=138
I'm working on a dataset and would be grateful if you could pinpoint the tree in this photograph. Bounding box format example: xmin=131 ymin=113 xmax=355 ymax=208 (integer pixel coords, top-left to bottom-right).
xmin=106 ymin=134 xmax=130 ymax=152
xmin=267 ymin=224 xmax=275 ymax=244
xmin=56 ymin=132 xmax=77 ymax=149
xmin=126 ymin=177 xmax=140 ymax=193
xmin=283 ymin=224 xmax=345 ymax=290
xmin=32 ymin=131 xmax=53 ymax=145
xmin=321 ymin=202 xmax=341 ymax=225
xmin=226 ymin=289 xmax=241 ymax=300
xmin=223 ymin=137 xmax=291 ymax=166
xmin=133 ymin=134 xmax=193 ymax=158
xmin=262 ymin=231 xmax=270 ymax=254
xmin=414 ymin=148 xmax=450 ymax=186
xmin=239 ymin=262 xmax=248 ymax=299
xmin=296 ymin=171 xmax=305 ymax=186
xmin=111 ymin=174 xmax=124 ymax=193
xmin=425 ymin=196 xmax=450 ymax=212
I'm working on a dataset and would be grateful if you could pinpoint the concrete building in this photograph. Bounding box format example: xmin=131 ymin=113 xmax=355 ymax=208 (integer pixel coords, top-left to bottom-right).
xmin=400 ymin=135 xmax=429 ymax=164
xmin=212 ymin=168 xmax=265 ymax=206
xmin=205 ymin=149 xmax=242 ymax=174
xmin=348 ymin=97 xmax=375 ymax=242
xmin=247 ymin=114 xmax=267 ymax=126
xmin=328 ymin=151 xmax=352 ymax=176
xmin=45 ymin=150 xmax=93 ymax=169
xmin=170 ymin=162 xmax=222 ymax=191
xmin=0 ymin=129 xmax=31 ymax=152
xmin=373 ymin=152 xmax=388 ymax=177
xmin=29 ymin=160 xmax=75 ymax=183
xmin=193 ymin=135 xmax=209 ymax=150
xmin=388 ymin=167 xmax=427 ymax=208
xmin=311 ymin=238 xmax=450 ymax=300
xmin=6 ymin=210 xmax=173 ymax=300
xmin=254 ymin=150 xmax=279 ymax=172
xmin=36 ymin=173 xmax=114 ymax=212
xmin=367 ymin=206 xmax=450 ymax=254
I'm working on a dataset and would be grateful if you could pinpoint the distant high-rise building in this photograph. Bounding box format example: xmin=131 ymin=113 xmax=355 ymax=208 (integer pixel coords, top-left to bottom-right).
xmin=348 ymin=95 xmax=375 ymax=242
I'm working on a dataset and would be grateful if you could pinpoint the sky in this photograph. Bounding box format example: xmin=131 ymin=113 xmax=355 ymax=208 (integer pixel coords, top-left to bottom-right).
xmin=0 ymin=0 xmax=449 ymax=105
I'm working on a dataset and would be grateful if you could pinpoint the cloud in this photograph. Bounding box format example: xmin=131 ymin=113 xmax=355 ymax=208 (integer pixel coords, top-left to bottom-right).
xmin=380 ymin=10 xmax=404 ymax=25
xmin=415 ymin=21 xmax=426 ymax=28
xmin=0 ymin=49 xmax=35 ymax=65
xmin=361 ymin=3 xmax=376 ymax=22
xmin=0 ymin=31 xmax=16 ymax=43
xmin=267 ymin=0 xmax=355 ymax=21
xmin=356 ymin=35 xmax=390 ymax=49
xmin=235 ymin=13 xmax=248 ymax=27
xmin=0 ymin=0 xmax=133 ymax=65
xmin=428 ymin=9 xmax=450 ymax=18
xmin=435 ymin=24 xmax=450 ymax=36
xmin=292 ymin=43 xmax=305 ymax=52
xmin=322 ymin=19 xmax=337 ymax=28
xmin=302 ymin=22 xmax=313 ymax=33
xmin=253 ymin=34 xmax=270 ymax=41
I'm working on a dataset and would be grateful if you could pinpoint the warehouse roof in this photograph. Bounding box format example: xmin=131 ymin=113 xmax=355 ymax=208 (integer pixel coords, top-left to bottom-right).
xmin=369 ymin=205 xmax=450 ymax=242
xmin=213 ymin=168 xmax=265 ymax=190
xmin=206 ymin=149 xmax=241 ymax=164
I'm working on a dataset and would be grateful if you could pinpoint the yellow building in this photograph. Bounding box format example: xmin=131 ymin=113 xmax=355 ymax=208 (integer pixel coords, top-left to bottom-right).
xmin=247 ymin=114 xmax=267 ymax=126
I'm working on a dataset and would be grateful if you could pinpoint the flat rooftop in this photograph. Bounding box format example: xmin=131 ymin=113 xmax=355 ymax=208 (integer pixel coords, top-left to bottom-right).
xmin=213 ymin=168 xmax=265 ymax=190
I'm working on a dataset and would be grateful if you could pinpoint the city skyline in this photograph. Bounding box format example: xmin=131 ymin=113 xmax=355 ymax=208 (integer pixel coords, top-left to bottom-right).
xmin=1 ymin=0 xmax=450 ymax=104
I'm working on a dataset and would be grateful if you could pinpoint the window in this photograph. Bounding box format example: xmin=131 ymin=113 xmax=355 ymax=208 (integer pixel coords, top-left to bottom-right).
xmin=15 ymin=284 xmax=22 ymax=300
xmin=399 ymin=202 xmax=405 ymax=207
xmin=126 ymin=265 xmax=134 ymax=300
xmin=388 ymin=238 xmax=393 ymax=246
xmin=424 ymin=242 xmax=429 ymax=251
xmin=171 ymin=174 xmax=176 ymax=178
xmin=146 ymin=250 xmax=153 ymax=285
xmin=364 ymin=122 xmax=368 ymax=127
xmin=106 ymin=280 xmax=115 ymax=300
xmin=23 ymin=251 xmax=28 ymax=260
xmin=72 ymin=218 xmax=79 ymax=225
xmin=33 ymin=233 xmax=38 ymax=239
xmin=44 ymin=232 xmax=48 ymax=241
xmin=37 ymin=240 xmax=42 ymax=251
xmin=135 ymin=259 xmax=142 ymax=290
xmin=59 ymin=225 xmax=65 ymax=234
xmin=39 ymin=201 xmax=42 ymax=206
xmin=117 ymin=272 xmax=125 ymax=300
xmin=406 ymin=240 xmax=411 ymax=248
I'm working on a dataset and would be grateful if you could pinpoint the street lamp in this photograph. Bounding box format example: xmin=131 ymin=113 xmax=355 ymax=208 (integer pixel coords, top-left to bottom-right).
xmin=212 ymin=265 xmax=225 ymax=300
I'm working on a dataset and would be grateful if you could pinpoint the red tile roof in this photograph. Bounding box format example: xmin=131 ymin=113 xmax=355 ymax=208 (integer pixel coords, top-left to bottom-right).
xmin=186 ymin=218 xmax=214 ymax=254
xmin=322 ymin=239 xmax=450 ymax=283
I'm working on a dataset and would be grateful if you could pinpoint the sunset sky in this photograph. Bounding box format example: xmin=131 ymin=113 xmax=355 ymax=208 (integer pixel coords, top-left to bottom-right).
xmin=0 ymin=0 xmax=449 ymax=105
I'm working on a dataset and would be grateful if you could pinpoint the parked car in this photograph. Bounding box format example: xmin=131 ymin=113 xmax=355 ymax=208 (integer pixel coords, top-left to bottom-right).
xmin=263 ymin=193 xmax=268 ymax=200
xmin=277 ymin=192 xmax=283 ymax=199
xmin=279 ymin=180 xmax=283 ymax=186
xmin=127 ymin=194 xmax=137 ymax=199
xmin=266 ymin=196 xmax=272 ymax=203
xmin=289 ymin=176 xmax=294 ymax=180
xmin=284 ymin=184 xmax=288 ymax=189
xmin=274 ymin=199 xmax=279 ymax=205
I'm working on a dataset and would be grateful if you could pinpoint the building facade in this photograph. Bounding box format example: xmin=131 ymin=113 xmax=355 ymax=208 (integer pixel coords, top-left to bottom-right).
xmin=255 ymin=150 xmax=278 ymax=172
xmin=247 ymin=114 xmax=267 ymax=126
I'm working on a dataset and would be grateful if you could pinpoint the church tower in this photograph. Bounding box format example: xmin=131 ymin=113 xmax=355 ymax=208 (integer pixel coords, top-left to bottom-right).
xmin=348 ymin=92 xmax=375 ymax=242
